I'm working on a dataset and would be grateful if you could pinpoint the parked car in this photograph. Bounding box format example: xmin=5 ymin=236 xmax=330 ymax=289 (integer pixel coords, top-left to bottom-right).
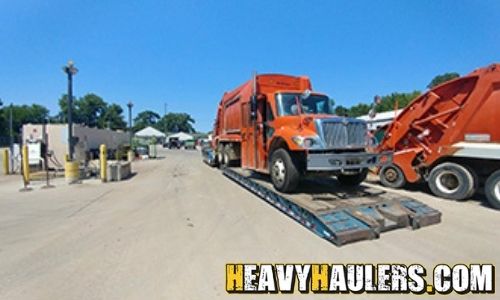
xmin=168 ymin=137 xmax=181 ymax=149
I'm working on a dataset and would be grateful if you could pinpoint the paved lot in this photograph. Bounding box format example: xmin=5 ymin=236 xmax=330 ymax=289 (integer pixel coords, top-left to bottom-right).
xmin=0 ymin=149 xmax=499 ymax=299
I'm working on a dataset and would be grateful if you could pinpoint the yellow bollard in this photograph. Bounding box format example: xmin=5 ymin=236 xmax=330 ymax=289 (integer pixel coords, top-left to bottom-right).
xmin=100 ymin=144 xmax=107 ymax=182
xmin=22 ymin=145 xmax=30 ymax=184
xmin=64 ymin=160 xmax=80 ymax=184
xmin=2 ymin=149 xmax=9 ymax=175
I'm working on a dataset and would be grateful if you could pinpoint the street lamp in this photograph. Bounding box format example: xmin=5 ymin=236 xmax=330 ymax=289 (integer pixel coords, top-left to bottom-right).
xmin=127 ymin=101 xmax=133 ymax=146
xmin=62 ymin=60 xmax=78 ymax=161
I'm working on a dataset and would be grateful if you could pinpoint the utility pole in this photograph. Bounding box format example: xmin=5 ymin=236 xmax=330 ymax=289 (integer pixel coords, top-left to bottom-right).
xmin=127 ymin=102 xmax=133 ymax=146
xmin=9 ymin=103 xmax=13 ymax=173
xmin=63 ymin=60 xmax=78 ymax=161
xmin=9 ymin=103 xmax=13 ymax=152
xmin=164 ymin=103 xmax=168 ymax=135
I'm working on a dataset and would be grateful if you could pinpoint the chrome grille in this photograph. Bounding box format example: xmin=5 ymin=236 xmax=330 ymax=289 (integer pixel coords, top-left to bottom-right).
xmin=320 ymin=120 xmax=367 ymax=148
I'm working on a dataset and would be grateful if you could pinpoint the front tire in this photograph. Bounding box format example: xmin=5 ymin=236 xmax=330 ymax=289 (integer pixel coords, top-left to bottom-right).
xmin=428 ymin=162 xmax=476 ymax=200
xmin=485 ymin=170 xmax=500 ymax=209
xmin=270 ymin=149 xmax=300 ymax=193
xmin=337 ymin=169 xmax=368 ymax=186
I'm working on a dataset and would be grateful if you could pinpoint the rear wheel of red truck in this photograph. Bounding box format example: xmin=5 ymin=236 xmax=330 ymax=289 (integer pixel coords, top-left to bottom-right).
xmin=270 ymin=149 xmax=300 ymax=193
xmin=379 ymin=164 xmax=407 ymax=188
xmin=485 ymin=170 xmax=500 ymax=209
xmin=217 ymin=144 xmax=226 ymax=169
xmin=428 ymin=162 xmax=476 ymax=200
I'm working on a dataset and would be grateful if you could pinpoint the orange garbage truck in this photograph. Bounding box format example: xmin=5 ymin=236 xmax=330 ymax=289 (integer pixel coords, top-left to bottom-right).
xmin=377 ymin=64 xmax=500 ymax=208
xmin=208 ymin=74 xmax=391 ymax=192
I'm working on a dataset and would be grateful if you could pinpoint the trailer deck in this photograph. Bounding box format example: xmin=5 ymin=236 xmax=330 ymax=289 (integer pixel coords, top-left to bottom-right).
xmin=223 ymin=167 xmax=441 ymax=246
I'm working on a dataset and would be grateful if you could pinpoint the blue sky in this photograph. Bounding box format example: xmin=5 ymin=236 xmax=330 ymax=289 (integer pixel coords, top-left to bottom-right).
xmin=1 ymin=0 xmax=499 ymax=132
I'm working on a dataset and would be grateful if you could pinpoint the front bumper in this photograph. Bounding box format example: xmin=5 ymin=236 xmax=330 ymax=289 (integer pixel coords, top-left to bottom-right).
xmin=306 ymin=151 xmax=392 ymax=171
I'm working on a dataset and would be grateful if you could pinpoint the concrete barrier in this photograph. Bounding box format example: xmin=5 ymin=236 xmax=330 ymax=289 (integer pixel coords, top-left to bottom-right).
xmin=107 ymin=161 xmax=132 ymax=181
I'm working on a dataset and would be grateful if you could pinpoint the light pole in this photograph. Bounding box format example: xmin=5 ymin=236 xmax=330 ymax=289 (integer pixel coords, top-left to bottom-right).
xmin=9 ymin=103 xmax=13 ymax=152
xmin=127 ymin=101 xmax=133 ymax=146
xmin=63 ymin=60 xmax=78 ymax=161
xmin=164 ymin=102 xmax=168 ymax=135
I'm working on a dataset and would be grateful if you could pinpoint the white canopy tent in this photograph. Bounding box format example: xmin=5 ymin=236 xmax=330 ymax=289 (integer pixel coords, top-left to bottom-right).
xmin=135 ymin=126 xmax=166 ymax=139
xmin=167 ymin=132 xmax=194 ymax=141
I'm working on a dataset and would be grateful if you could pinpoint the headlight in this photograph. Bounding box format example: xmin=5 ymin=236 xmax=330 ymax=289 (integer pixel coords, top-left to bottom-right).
xmin=292 ymin=135 xmax=321 ymax=149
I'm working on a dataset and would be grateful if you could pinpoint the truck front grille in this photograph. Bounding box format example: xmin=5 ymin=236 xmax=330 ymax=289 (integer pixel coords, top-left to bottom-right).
xmin=320 ymin=120 xmax=367 ymax=149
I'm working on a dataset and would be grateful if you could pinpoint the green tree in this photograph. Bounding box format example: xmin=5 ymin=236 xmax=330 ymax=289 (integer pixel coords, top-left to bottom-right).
xmin=156 ymin=112 xmax=196 ymax=133
xmin=133 ymin=110 xmax=161 ymax=131
xmin=334 ymin=105 xmax=349 ymax=116
xmin=78 ymin=93 xmax=107 ymax=127
xmin=56 ymin=93 xmax=126 ymax=130
xmin=427 ymin=72 xmax=460 ymax=89
xmin=99 ymin=104 xmax=127 ymax=130
xmin=376 ymin=91 xmax=421 ymax=112
xmin=0 ymin=104 xmax=49 ymax=142
xmin=348 ymin=103 xmax=371 ymax=117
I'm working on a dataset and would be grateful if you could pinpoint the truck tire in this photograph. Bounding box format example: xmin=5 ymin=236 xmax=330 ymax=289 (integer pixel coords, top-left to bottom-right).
xmin=270 ymin=149 xmax=300 ymax=193
xmin=217 ymin=144 xmax=225 ymax=169
xmin=337 ymin=169 xmax=368 ymax=187
xmin=485 ymin=170 xmax=500 ymax=209
xmin=223 ymin=145 xmax=232 ymax=167
xmin=379 ymin=164 xmax=406 ymax=188
xmin=428 ymin=162 xmax=475 ymax=200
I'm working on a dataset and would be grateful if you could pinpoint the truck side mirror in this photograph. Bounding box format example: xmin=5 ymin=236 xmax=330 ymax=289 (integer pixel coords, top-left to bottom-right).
xmin=250 ymin=95 xmax=257 ymax=121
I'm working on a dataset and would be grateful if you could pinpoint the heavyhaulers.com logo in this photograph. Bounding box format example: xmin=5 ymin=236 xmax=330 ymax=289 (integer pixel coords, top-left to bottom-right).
xmin=226 ymin=264 xmax=495 ymax=295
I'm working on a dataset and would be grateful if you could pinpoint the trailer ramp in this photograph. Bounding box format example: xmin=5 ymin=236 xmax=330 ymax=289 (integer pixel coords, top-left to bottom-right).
xmin=223 ymin=168 xmax=441 ymax=246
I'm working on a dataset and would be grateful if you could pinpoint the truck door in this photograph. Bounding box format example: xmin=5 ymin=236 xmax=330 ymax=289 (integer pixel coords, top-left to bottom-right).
xmin=241 ymin=102 xmax=255 ymax=169
xmin=241 ymin=98 xmax=267 ymax=170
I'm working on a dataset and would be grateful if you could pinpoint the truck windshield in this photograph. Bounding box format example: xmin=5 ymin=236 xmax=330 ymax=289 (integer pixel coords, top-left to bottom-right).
xmin=276 ymin=93 xmax=333 ymax=116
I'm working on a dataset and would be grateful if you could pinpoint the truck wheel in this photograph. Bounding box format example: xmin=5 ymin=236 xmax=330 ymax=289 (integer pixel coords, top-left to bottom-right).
xmin=337 ymin=169 xmax=368 ymax=186
xmin=270 ymin=149 xmax=300 ymax=193
xmin=485 ymin=170 xmax=500 ymax=209
xmin=217 ymin=144 xmax=225 ymax=169
xmin=428 ymin=162 xmax=475 ymax=200
xmin=379 ymin=164 xmax=406 ymax=188
xmin=223 ymin=145 xmax=232 ymax=167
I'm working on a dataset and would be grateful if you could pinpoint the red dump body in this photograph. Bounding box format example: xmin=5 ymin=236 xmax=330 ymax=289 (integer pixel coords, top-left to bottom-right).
xmin=378 ymin=64 xmax=500 ymax=183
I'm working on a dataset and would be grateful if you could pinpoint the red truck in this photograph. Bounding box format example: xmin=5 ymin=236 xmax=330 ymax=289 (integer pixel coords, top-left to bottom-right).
xmin=208 ymin=74 xmax=390 ymax=192
xmin=377 ymin=64 xmax=500 ymax=208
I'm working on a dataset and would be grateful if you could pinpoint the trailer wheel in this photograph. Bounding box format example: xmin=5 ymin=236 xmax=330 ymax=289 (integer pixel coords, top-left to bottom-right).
xmin=379 ymin=164 xmax=406 ymax=188
xmin=485 ymin=170 xmax=500 ymax=209
xmin=337 ymin=169 xmax=368 ymax=186
xmin=270 ymin=149 xmax=300 ymax=193
xmin=428 ymin=162 xmax=475 ymax=200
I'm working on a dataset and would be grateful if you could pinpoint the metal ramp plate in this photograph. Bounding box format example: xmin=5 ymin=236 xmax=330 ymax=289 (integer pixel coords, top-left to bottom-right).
xmin=223 ymin=168 xmax=441 ymax=246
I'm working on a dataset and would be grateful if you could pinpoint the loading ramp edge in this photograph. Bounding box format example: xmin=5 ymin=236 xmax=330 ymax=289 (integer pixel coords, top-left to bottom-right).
xmin=222 ymin=168 xmax=441 ymax=246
